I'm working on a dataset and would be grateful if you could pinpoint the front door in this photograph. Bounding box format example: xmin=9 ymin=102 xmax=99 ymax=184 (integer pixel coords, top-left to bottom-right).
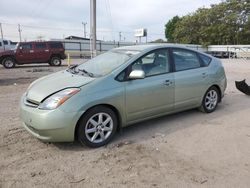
xmin=16 ymin=43 xmax=34 ymax=63
xmin=125 ymin=48 xmax=174 ymax=123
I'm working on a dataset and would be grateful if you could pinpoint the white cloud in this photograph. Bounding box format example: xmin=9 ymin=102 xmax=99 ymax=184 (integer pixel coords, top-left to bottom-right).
xmin=0 ymin=0 xmax=221 ymax=41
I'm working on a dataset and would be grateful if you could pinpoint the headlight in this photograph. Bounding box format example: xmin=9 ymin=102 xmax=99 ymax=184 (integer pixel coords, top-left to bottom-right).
xmin=38 ymin=88 xmax=80 ymax=110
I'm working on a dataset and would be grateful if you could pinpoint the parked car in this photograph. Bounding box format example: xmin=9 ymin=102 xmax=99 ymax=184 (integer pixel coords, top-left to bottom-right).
xmin=0 ymin=41 xmax=66 ymax=68
xmin=0 ymin=39 xmax=16 ymax=52
xmin=20 ymin=44 xmax=227 ymax=147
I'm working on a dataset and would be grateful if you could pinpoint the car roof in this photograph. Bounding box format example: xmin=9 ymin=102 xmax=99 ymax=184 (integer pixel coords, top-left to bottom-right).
xmin=114 ymin=43 xmax=198 ymax=52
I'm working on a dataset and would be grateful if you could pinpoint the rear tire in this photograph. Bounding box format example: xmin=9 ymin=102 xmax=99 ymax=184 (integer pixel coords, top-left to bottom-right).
xmin=2 ymin=57 xmax=16 ymax=68
xmin=77 ymin=106 xmax=118 ymax=148
xmin=49 ymin=56 xmax=61 ymax=66
xmin=199 ymin=86 xmax=220 ymax=113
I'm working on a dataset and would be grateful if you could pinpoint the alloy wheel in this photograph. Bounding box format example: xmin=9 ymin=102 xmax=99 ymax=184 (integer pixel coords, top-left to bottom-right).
xmin=205 ymin=90 xmax=218 ymax=111
xmin=85 ymin=112 xmax=113 ymax=144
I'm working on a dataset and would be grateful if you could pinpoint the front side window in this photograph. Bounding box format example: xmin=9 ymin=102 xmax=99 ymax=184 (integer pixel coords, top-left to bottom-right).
xmin=35 ymin=43 xmax=46 ymax=49
xmin=172 ymin=49 xmax=201 ymax=71
xmin=20 ymin=43 xmax=32 ymax=50
xmin=132 ymin=49 xmax=170 ymax=77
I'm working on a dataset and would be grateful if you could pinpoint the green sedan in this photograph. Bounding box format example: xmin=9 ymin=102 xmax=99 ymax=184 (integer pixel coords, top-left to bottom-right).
xmin=20 ymin=44 xmax=227 ymax=147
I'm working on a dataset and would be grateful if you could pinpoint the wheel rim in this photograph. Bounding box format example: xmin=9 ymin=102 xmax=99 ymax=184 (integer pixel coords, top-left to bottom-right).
xmin=53 ymin=59 xmax=60 ymax=65
xmin=5 ymin=60 xmax=14 ymax=68
xmin=85 ymin=113 xmax=113 ymax=144
xmin=205 ymin=90 xmax=218 ymax=110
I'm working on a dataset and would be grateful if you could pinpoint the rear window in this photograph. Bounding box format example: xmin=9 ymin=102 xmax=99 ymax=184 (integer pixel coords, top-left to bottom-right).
xmin=199 ymin=53 xmax=212 ymax=66
xmin=10 ymin=41 xmax=17 ymax=45
xmin=172 ymin=49 xmax=201 ymax=71
xmin=49 ymin=42 xmax=63 ymax=49
xmin=35 ymin=43 xmax=46 ymax=49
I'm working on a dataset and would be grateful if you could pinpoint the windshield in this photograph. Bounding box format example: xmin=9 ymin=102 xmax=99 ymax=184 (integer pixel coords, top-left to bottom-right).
xmin=74 ymin=50 xmax=139 ymax=77
xmin=12 ymin=43 xmax=19 ymax=50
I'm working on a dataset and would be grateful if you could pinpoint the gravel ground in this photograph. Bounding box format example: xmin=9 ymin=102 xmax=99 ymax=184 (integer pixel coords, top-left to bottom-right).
xmin=0 ymin=59 xmax=250 ymax=188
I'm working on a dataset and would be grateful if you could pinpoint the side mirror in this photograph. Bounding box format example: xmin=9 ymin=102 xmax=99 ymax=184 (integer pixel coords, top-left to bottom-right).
xmin=19 ymin=46 xmax=23 ymax=50
xmin=129 ymin=70 xmax=145 ymax=80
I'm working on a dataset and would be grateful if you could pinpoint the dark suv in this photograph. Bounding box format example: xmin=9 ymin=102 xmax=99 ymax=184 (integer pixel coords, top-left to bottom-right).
xmin=0 ymin=41 xmax=66 ymax=68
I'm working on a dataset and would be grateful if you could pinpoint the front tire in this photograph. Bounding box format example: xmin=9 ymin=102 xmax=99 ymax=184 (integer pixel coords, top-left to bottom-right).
xmin=199 ymin=86 xmax=220 ymax=113
xmin=2 ymin=57 xmax=16 ymax=68
xmin=49 ymin=56 xmax=61 ymax=66
xmin=77 ymin=106 xmax=118 ymax=148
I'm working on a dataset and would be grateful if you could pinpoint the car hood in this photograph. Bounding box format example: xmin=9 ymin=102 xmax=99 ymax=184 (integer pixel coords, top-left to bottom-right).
xmin=26 ymin=70 xmax=95 ymax=103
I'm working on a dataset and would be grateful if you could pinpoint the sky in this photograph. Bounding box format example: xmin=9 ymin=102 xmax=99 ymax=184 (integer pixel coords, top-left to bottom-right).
xmin=0 ymin=0 xmax=222 ymax=42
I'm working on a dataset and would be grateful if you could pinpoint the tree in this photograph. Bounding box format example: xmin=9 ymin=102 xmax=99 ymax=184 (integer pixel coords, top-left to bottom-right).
xmin=165 ymin=16 xmax=180 ymax=42
xmin=165 ymin=0 xmax=250 ymax=45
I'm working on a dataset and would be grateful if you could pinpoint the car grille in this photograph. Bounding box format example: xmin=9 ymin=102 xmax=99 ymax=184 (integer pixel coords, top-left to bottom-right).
xmin=24 ymin=98 xmax=40 ymax=108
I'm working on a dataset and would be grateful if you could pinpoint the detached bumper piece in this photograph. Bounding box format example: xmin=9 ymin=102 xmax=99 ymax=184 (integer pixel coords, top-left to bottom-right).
xmin=235 ymin=79 xmax=250 ymax=95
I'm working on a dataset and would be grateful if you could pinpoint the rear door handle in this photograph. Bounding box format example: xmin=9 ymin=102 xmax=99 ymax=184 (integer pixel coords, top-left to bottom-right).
xmin=164 ymin=80 xmax=172 ymax=86
xmin=202 ymin=73 xmax=207 ymax=78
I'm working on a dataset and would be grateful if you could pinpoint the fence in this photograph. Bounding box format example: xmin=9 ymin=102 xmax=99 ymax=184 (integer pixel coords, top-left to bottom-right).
xmin=51 ymin=39 xmax=205 ymax=58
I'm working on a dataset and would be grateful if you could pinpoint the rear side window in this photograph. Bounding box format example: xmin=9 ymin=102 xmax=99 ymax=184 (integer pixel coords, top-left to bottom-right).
xmin=172 ymin=49 xmax=201 ymax=71
xmin=35 ymin=43 xmax=46 ymax=49
xmin=20 ymin=43 xmax=32 ymax=50
xmin=49 ymin=42 xmax=63 ymax=48
xmin=198 ymin=53 xmax=212 ymax=66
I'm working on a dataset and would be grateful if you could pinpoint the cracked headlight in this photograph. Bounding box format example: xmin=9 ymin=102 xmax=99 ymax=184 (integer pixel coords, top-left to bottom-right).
xmin=38 ymin=88 xmax=80 ymax=110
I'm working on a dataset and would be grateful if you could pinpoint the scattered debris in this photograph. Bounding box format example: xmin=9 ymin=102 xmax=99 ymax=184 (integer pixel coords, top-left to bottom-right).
xmin=116 ymin=140 xmax=133 ymax=148
xmin=26 ymin=68 xmax=53 ymax=73
xmin=235 ymin=79 xmax=250 ymax=95
xmin=201 ymin=180 xmax=208 ymax=184
xmin=69 ymin=178 xmax=85 ymax=183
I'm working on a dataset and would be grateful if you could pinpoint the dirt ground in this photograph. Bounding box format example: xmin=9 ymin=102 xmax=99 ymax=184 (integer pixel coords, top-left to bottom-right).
xmin=0 ymin=59 xmax=250 ymax=188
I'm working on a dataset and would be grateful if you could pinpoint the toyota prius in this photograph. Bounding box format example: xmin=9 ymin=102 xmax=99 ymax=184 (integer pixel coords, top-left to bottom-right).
xmin=20 ymin=44 xmax=227 ymax=147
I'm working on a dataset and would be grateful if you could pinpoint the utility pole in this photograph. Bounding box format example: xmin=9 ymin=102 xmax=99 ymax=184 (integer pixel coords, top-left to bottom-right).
xmin=90 ymin=0 xmax=97 ymax=58
xmin=119 ymin=32 xmax=122 ymax=41
xmin=18 ymin=24 xmax=22 ymax=42
xmin=82 ymin=22 xmax=87 ymax=38
xmin=0 ymin=23 xmax=5 ymax=51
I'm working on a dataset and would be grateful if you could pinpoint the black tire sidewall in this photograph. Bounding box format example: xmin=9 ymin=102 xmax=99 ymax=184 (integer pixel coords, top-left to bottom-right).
xmin=2 ymin=57 xmax=15 ymax=68
xmin=202 ymin=86 xmax=220 ymax=113
xmin=77 ymin=106 xmax=118 ymax=148
xmin=50 ymin=56 xmax=61 ymax=66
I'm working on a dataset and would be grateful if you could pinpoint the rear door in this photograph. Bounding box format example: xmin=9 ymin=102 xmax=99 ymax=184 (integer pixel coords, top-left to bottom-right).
xmin=171 ymin=48 xmax=209 ymax=109
xmin=16 ymin=43 xmax=34 ymax=63
xmin=33 ymin=43 xmax=50 ymax=62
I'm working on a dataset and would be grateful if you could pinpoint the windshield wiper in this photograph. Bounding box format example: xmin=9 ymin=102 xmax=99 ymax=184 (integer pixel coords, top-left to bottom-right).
xmin=78 ymin=69 xmax=94 ymax=77
xmin=67 ymin=65 xmax=78 ymax=74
